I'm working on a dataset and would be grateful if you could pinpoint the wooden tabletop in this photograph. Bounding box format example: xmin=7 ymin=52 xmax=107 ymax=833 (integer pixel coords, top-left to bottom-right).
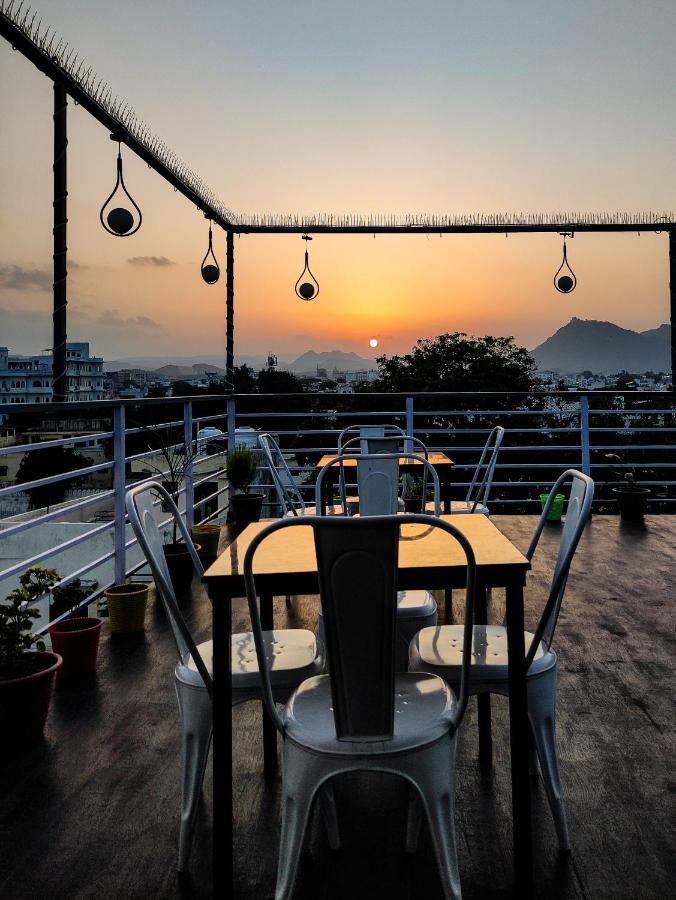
xmin=204 ymin=514 xmax=529 ymax=592
xmin=316 ymin=451 xmax=453 ymax=468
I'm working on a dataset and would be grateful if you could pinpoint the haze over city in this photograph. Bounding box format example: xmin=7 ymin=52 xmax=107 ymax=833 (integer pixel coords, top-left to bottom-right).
xmin=1 ymin=0 xmax=675 ymax=360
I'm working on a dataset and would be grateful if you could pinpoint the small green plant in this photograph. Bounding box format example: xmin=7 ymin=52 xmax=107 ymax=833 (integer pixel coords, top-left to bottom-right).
xmin=0 ymin=566 xmax=56 ymax=674
xmin=401 ymin=473 xmax=425 ymax=499
xmin=50 ymin=577 xmax=96 ymax=620
xmin=226 ymin=445 xmax=258 ymax=494
xmin=605 ymin=453 xmax=641 ymax=490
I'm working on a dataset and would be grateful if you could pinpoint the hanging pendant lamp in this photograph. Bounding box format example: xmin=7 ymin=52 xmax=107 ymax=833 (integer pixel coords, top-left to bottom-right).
xmin=295 ymin=235 xmax=319 ymax=300
xmin=553 ymin=232 xmax=577 ymax=293
xmin=200 ymin=221 xmax=220 ymax=284
xmin=100 ymin=138 xmax=142 ymax=236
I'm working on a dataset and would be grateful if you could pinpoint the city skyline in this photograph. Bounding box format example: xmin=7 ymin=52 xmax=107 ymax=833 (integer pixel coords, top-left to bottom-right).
xmin=1 ymin=0 xmax=675 ymax=359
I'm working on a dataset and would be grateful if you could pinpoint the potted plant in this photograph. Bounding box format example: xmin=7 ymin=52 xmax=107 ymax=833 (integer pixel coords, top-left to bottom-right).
xmin=605 ymin=453 xmax=650 ymax=521
xmin=401 ymin=474 xmax=425 ymax=513
xmin=47 ymin=576 xmax=103 ymax=677
xmin=226 ymin=445 xmax=263 ymax=526
xmin=0 ymin=566 xmax=63 ymax=745
xmin=104 ymin=582 xmax=150 ymax=634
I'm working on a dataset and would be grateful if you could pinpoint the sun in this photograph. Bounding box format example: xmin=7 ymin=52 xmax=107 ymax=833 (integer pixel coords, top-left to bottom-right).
xmin=369 ymin=338 xmax=378 ymax=348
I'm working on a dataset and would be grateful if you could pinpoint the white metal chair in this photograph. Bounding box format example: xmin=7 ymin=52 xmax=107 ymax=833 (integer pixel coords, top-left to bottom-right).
xmin=427 ymin=425 xmax=504 ymax=515
xmin=125 ymin=481 xmax=324 ymax=872
xmin=259 ymin=432 xmax=343 ymax=516
xmin=410 ymin=469 xmax=594 ymax=851
xmin=243 ymin=514 xmax=478 ymax=900
xmin=316 ymin=452 xmax=441 ymax=669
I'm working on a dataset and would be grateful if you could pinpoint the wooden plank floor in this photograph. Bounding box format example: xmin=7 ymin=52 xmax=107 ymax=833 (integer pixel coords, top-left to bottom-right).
xmin=0 ymin=516 xmax=674 ymax=899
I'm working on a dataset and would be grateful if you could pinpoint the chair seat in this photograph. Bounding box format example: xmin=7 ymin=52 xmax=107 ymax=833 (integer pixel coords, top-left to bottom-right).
xmin=288 ymin=504 xmax=346 ymax=516
xmin=283 ymin=672 xmax=457 ymax=755
xmin=425 ymin=500 xmax=489 ymax=515
xmin=409 ymin=624 xmax=555 ymax=681
xmin=397 ymin=589 xmax=437 ymax=619
xmin=179 ymin=630 xmax=324 ymax=690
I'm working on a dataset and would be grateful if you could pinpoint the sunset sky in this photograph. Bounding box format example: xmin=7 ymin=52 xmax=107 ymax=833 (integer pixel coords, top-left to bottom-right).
xmin=1 ymin=0 xmax=675 ymax=362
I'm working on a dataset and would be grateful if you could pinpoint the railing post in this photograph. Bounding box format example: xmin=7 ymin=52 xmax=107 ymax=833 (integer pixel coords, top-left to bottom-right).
xmin=227 ymin=396 xmax=236 ymax=449
xmin=579 ymin=394 xmax=591 ymax=476
xmin=113 ymin=404 xmax=126 ymax=584
xmin=183 ymin=399 xmax=194 ymax=531
xmin=405 ymin=395 xmax=414 ymax=452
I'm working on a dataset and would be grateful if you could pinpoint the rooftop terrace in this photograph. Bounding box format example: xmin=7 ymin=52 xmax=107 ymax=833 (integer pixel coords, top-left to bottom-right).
xmin=1 ymin=514 xmax=673 ymax=899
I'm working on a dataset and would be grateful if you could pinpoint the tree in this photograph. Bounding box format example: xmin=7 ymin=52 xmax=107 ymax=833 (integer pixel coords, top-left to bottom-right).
xmin=256 ymin=368 xmax=304 ymax=393
xmin=16 ymin=445 xmax=93 ymax=509
xmin=232 ymin=364 xmax=257 ymax=394
xmin=370 ymin=333 xmax=537 ymax=393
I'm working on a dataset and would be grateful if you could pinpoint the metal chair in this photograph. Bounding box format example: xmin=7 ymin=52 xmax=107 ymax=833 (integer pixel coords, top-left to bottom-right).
xmin=410 ymin=469 xmax=594 ymax=850
xmin=125 ymin=481 xmax=324 ymax=872
xmin=243 ymin=514 xmax=477 ymax=900
xmin=428 ymin=425 xmax=504 ymax=515
xmin=259 ymin=432 xmax=343 ymax=516
xmin=316 ymin=452 xmax=441 ymax=669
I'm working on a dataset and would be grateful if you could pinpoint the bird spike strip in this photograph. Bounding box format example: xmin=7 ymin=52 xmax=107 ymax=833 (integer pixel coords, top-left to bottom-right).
xmin=1 ymin=2 xmax=674 ymax=234
xmin=0 ymin=0 xmax=235 ymax=226
xmin=237 ymin=210 xmax=675 ymax=231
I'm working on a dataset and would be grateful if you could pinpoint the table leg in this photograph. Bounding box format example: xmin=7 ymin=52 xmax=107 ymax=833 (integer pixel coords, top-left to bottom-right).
xmin=442 ymin=470 xmax=452 ymax=514
xmin=505 ymin=579 xmax=533 ymax=898
xmin=260 ymin=592 xmax=278 ymax=775
xmin=444 ymin=588 xmax=453 ymax=624
xmin=212 ymin=590 xmax=232 ymax=896
xmin=475 ymin=584 xmax=492 ymax=771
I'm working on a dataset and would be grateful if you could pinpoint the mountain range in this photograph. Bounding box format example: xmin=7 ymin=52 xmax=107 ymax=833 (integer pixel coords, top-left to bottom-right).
xmin=102 ymin=319 xmax=670 ymax=378
xmin=532 ymin=318 xmax=670 ymax=374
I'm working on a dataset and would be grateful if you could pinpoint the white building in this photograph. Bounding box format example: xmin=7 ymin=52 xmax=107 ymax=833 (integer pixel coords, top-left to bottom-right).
xmin=0 ymin=343 xmax=104 ymax=405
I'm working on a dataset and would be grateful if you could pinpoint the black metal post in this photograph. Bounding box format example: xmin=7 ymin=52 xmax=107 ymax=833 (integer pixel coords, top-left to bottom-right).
xmin=52 ymin=82 xmax=68 ymax=402
xmin=670 ymin=230 xmax=676 ymax=391
xmin=226 ymin=229 xmax=235 ymax=389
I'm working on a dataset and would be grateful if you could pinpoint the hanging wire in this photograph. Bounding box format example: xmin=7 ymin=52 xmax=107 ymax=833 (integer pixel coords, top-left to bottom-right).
xmin=99 ymin=140 xmax=142 ymax=236
xmin=201 ymin=221 xmax=220 ymax=284
xmin=294 ymin=234 xmax=320 ymax=300
xmin=553 ymin=232 xmax=577 ymax=293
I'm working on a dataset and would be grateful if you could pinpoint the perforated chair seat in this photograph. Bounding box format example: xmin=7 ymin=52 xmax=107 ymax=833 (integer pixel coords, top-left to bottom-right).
xmin=283 ymin=672 xmax=457 ymax=755
xmin=425 ymin=499 xmax=489 ymax=515
xmin=178 ymin=631 xmax=324 ymax=690
xmin=409 ymin=624 xmax=554 ymax=682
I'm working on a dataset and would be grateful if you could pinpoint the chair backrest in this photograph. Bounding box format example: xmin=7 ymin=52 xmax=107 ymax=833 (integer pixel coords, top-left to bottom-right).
xmin=465 ymin=425 xmax=504 ymax=510
xmin=338 ymin=423 xmax=407 ymax=455
xmin=258 ymin=432 xmax=305 ymax=516
xmin=317 ymin=451 xmax=441 ymax=517
xmin=243 ymin=514 xmax=477 ymax=741
xmin=524 ymin=469 xmax=594 ymax=666
xmin=125 ymin=481 xmax=213 ymax=693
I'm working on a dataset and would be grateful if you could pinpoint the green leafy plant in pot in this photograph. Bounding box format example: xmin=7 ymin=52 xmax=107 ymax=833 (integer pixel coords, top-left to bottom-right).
xmin=226 ymin=445 xmax=263 ymax=526
xmin=605 ymin=453 xmax=650 ymax=521
xmin=0 ymin=566 xmax=63 ymax=745
xmin=47 ymin=575 xmax=103 ymax=677
xmin=401 ymin=474 xmax=425 ymax=513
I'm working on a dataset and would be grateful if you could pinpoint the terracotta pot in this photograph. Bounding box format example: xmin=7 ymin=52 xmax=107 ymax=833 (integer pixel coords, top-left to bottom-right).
xmin=229 ymin=493 xmax=264 ymax=527
xmin=163 ymin=543 xmax=199 ymax=601
xmin=48 ymin=617 xmax=103 ymax=676
xmin=105 ymin=583 xmax=149 ymax=633
xmin=0 ymin=651 xmax=62 ymax=746
xmin=613 ymin=487 xmax=650 ymax=522
xmin=191 ymin=524 xmax=221 ymax=558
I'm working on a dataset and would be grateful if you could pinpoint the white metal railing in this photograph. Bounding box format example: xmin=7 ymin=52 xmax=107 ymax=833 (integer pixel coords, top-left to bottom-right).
xmin=0 ymin=390 xmax=673 ymax=629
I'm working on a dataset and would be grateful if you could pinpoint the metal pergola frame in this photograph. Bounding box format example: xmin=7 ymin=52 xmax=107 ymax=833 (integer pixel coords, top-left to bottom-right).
xmin=2 ymin=0 xmax=675 ymax=401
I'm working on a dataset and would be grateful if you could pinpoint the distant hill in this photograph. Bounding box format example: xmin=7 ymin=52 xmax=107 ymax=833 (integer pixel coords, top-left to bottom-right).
xmin=154 ymin=363 xmax=225 ymax=379
xmin=532 ymin=318 xmax=670 ymax=374
xmin=103 ymin=353 xmax=293 ymax=372
xmin=288 ymin=349 xmax=376 ymax=373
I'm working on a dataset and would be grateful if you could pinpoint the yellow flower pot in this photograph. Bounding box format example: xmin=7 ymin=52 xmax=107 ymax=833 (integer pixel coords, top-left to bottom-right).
xmin=105 ymin=583 xmax=149 ymax=634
